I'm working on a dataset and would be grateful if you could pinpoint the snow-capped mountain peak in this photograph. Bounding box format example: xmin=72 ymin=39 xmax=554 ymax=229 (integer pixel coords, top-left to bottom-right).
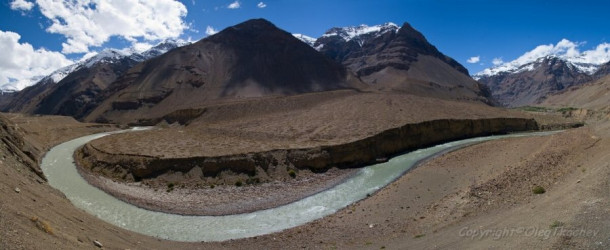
xmin=474 ymin=56 xmax=603 ymax=80
xmin=29 ymin=40 xmax=191 ymax=86
xmin=138 ymin=39 xmax=190 ymax=59
xmin=474 ymin=39 xmax=610 ymax=79
xmin=321 ymin=22 xmax=399 ymax=45
xmin=293 ymin=34 xmax=316 ymax=47
xmin=83 ymin=49 xmax=130 ymax=68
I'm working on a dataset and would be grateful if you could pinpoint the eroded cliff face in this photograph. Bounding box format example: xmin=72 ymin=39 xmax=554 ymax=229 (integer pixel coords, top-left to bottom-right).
xmin=75 ymin=118 xmax=538 ymax=182
xmin=0 ymin=115 xmax=43 ymax=179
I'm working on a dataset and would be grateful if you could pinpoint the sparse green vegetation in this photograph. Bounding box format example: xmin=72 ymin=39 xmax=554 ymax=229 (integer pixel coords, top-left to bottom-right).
xmin=532 ymin=186 xmax=546 ymax=194
xmin=514 ymin=105 xmax=579 ymax=114
xmin=209 ymin=184 xmax=215 ymax=189
xmin=514 ymin=106 xmax=550 ymax=112
xmin=414 ymin=234 xmax=425 ymax=238
xmin=288 ymin=169 xmax=297 ymax=178
xmin=550 ymin=220 xmax=565 ymax=229
xmin=235 ymin=180 xmax=243 ymax=187
xmin=166 ymin=182 xmax=175 ymax=192
xmin=246 ymin=177 xmax=261 ymax=185
xmin=557 ymin=107 xmax=578 ymax=113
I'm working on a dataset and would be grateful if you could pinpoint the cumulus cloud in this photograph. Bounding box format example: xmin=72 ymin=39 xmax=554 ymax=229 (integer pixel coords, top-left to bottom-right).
xmin=492 ymin=57 xmax=503 ymax=66
xmin=35 ymin=0 xmax=188 ymax=54
xmin=257 ymin=2 xmax=267 ymax=8
xmin=9 ymin=0 xmax=34 ymax=11
xmin=0 ymin=30 xmax=73 ymax=91
xmin=205 ymin=26 xmax=218 ymax=36
xmin=467 ymin=56 xmax=480 ymax=64
xmin=478 ymin=39 xmax=610 ymax=76
xmin=228 ymin=1 xmax=240 ymax=9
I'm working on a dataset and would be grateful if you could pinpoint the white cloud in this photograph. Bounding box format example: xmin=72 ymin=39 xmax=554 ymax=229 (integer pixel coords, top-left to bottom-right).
xmin=477 ymin=39 xmax=610 ymax=76
xmin=257 ymin=2 xmax=267 ymax=8
xmin=228 ymin=1 xmax=240 ymax=9
xmin=205 ymin=26 xmax=218 ymax=36
xmin=492 ymin=57 xmax=503 ymax=66
xmin=35 ymin=0 xmax=188 ymax=54
xmin=132 ymin=42 xmax=154 ymax=53
xmin=79 ymin=51 xmax=99 ymax=62
xmin=9 ymin=0 xmax=34 ymax=11
xmin=0 ymin=30 xmax=73 ymax=91
xmin=467 ymin=56 xmax=480 ymax=64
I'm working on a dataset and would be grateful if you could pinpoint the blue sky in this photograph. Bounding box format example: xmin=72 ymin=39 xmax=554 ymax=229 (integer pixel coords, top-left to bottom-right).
xmin=2 ymin=0 xmax=610 ymax=90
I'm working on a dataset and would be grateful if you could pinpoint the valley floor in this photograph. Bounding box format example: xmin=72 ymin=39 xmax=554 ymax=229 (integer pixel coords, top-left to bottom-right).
xmin=1 ymin=112 xmax=608 ymax=249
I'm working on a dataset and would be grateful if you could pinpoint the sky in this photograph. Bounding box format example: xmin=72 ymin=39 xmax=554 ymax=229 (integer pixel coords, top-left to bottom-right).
xmin=2 ymin=0 xmax=610 ymax=90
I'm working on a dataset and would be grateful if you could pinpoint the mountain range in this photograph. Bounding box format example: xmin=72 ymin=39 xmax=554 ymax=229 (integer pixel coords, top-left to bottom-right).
xmin=1 ymin=40 xmax=189 ymax=119
xmin=475 ymin=53 xmax=610 ymax=107
xmin=1 ymin=19 xmax=492 ymax=124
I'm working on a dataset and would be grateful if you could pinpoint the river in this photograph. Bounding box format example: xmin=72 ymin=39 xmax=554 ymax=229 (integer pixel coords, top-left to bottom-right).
xmin=41 ymin=128 xmax=559 ymax=242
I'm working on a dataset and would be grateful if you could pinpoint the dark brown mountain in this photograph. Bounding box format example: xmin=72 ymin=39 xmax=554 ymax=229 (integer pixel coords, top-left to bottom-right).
xmin=5 ymin=56 xmax=138 ymax=119
xmin=0 ymin=91 xmax=17 ymax=110
xmin=476 ymin=57 xmax=594 ymax=107
xmin=84 ymin=19 xmax=365 ymax=124
xmin=314 ymin=22 xmax=491 ymax=103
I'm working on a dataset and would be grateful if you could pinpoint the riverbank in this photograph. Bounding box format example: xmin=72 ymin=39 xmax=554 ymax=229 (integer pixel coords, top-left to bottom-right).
xmin=76 ymin=164 xmax=357 ymax=216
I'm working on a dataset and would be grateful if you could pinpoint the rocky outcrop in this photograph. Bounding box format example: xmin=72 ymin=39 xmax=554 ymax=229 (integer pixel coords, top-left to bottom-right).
xmin=75 ymin=118 xmax=538 ymax=181
xmin=0 ymin=115 xmax=43 ymax=179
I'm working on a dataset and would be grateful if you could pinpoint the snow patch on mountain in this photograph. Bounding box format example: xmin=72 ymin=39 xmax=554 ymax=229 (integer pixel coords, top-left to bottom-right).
xmin=321 ymin=23 xmax=399 ymax=44
xmin=475 ymin=39 xmax=610 ymax=79
xmin=293 ymin=34 xmax=316 ymax=47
